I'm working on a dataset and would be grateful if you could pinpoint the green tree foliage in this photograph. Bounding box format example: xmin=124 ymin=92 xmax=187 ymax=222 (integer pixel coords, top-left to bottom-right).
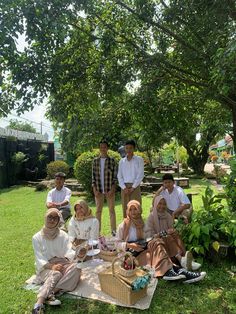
xmin=7 ymin=119 xmax=37 ymax=133
xmin=1 ymin=1 xmax=235 ymax=170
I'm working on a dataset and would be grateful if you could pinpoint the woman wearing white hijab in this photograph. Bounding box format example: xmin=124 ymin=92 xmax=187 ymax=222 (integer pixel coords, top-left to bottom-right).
xmin=32 ymin=208 xmax=81 ymax=314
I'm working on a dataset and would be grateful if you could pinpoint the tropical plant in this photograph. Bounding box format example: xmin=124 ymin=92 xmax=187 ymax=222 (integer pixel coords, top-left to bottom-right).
xmin=176 ymin=187 xmax=236 ymax=256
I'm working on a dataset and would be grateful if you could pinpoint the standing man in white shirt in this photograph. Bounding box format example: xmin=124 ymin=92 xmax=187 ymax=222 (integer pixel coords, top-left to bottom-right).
xmin=46 ymin=172 xmax=72 ymax=221
xmin=92 ymin=140 xmax=117 ymax=235
xmin=118 ymin=140 xmax=144 ymax=218
xmin=155 ymin=173 xmax=192 ymax=222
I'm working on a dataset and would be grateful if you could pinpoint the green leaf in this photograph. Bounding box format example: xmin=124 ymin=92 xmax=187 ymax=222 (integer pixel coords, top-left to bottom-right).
xmin=212 ymin=241 xmax=220 ymax=252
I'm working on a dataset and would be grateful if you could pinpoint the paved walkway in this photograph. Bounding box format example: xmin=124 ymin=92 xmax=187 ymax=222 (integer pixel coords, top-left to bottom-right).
xmin=204 ymin=163 xmax=230 ymax=174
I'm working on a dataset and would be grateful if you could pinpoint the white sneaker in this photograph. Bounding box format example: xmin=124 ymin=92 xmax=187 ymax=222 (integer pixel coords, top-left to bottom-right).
xmin=180 ymin=251 xmax=201 ymax=271
xmin=46 ymin=295 xmax=61 ymax=306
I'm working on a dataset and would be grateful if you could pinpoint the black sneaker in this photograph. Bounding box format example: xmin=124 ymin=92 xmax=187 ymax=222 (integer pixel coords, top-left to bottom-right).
xmin=111 ymin=230 xmax=116 ymax=237
xmin=163 ymin=268 xmax=186 ymax=281
xmin=178 ymin=268 xmax=206 ymax=284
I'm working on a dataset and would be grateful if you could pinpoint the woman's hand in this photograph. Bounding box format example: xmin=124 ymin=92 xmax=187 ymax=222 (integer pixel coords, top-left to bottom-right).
xmin=51 ymin=263 xmax=64 ymax=272
xmin=127 ymin=243 xmax=144 ymax=252
xmin=167 ymin=228 xmax=175 ymax=234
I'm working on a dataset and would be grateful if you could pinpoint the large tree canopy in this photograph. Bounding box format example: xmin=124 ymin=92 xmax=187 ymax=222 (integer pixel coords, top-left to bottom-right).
xmin=1 ymin=0 xmax=235 ymax=170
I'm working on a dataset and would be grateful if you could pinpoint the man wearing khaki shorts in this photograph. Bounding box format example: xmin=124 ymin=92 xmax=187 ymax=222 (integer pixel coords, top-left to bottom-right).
xmin=117 ymin=140 xmax=144 ymax=218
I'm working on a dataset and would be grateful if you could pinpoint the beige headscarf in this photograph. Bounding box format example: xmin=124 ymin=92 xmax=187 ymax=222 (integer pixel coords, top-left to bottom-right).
xmin=150 ymin=195 xmax=173 ymax=233
xmin=74 ymin=200 xmax=94 ymax=221
xmin=41 ymin=208 xmax=63 ymax=240
xmin=123 ymin=200 xmax=144 ymax=241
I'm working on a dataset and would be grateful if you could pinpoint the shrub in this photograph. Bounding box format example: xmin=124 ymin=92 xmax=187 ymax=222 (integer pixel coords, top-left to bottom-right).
xmin=224 ymin=158 xmax=236 ymax=212
xmin=135 ymin=151 xmax=149 ymax=165
xmin=74 ymin=149 xmax=120 ymax=197
xmin=211 ymin=155 xmax=218 ymax=163
xmin=11 ymin=151 xmax=28 ymax=164
xmin=175 ymin=186 xmax=236 ymax=256
xmin=212 ymin=164 xmax=227 ymax=184
xmin=46 ymin=160 xmax=70 ymax=179
xmin=35 ymin=182 xmax=48 ymax=191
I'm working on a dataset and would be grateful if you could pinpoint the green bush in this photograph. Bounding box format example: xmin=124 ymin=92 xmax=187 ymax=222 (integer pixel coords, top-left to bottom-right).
xmin=212 ymin=164 xmax=227 ymax=184
xmin=46 ymin=160 xmax=70 ymax=179
xmin=74 ymin=149 xmax=120 ymax=197
xmin=175 ymin=186 xmax=236 ymax=256
xmin=11 ymin=151 xmax=28 ymax=164
xmin=224 ymin=158 xmax=236 ymax=212
xmin=35 ymin=182 xmax=48 ymax=191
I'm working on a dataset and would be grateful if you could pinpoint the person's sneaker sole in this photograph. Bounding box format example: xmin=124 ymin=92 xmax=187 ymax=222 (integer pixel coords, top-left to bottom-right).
xmin=183 ymin=271 xmax=206 ymax=284
xmin=163 ymin=274 xmax=186 ymax=281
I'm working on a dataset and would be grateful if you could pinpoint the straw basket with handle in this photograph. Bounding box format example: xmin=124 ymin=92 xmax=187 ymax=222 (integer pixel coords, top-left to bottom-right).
xmin=98 ymin=236 xmax=118 ymax=262
xmin=99 ymin=249 xmax=118 ymax=262
xmin=98 ymin=254 xmax=147 ymax=305
xmin=117 ymin=252 xmax=139 ymax=277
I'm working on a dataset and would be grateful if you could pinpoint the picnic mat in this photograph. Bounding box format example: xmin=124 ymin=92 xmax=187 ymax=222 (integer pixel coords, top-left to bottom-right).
xmin=25 ymin=260 xmax=158 ymax=310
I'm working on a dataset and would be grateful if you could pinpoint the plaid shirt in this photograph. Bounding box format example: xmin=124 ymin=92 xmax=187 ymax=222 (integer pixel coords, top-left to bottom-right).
xmin=92 ymin=156 xmax=117 ymax=193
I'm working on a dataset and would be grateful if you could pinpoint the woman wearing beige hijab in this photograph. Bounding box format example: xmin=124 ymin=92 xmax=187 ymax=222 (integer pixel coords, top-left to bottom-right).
xmin=146 ymin=195 xmax=201 ymax=270
xmin=68 ymin=200 xmax=99 ymax=246
xmin=116 ymin=200 xmax=206 ymax=283
xmin=32 ymin=208 xmax=81 ymax=314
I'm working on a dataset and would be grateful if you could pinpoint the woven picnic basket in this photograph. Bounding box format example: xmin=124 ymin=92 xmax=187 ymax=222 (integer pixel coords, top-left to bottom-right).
xmin=118 ymin=252 xmax=139 ymax=277
xmin=98 ymin=237 xmax=118 ymax=262
xmin=98 ymin=255 xmax=147 ymax=305
xmin=98 ymin=249 xmax=118 ymax=262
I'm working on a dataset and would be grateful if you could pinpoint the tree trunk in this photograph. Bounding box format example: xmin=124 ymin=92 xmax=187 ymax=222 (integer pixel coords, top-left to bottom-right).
xmin=186 ymin=147 xmax=209 ymax=175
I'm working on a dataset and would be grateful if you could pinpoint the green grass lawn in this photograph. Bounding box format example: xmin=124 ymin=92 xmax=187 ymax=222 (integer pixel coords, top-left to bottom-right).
xmin=0 ymin=180 xmax=235 ymax=314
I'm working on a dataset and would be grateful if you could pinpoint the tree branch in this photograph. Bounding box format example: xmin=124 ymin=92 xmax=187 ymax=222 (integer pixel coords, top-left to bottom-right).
xmin=115 ymin=0 xmax=206 ymax=57
xmin=94 ymin=14 xmax=207 ymax=85
xmin=159 ymin=0 xmax=207 ymax=47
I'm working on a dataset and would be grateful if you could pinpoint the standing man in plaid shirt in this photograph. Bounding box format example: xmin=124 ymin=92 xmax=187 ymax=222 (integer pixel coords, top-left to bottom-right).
xmin=92 ymin=140 xmax=118 ymax=236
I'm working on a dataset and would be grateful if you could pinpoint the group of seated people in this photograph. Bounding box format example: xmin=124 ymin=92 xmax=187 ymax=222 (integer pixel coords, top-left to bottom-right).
xmin=31 ymin=172 xmax=206 ymax=314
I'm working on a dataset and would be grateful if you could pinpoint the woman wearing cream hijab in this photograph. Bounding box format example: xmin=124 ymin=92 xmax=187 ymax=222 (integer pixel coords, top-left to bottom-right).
xmin=68 ymin=200 xmax=99 ymax=246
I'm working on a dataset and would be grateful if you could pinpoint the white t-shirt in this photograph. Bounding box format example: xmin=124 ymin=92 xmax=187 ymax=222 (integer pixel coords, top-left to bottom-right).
xmin=161 ymin=185 xmax=190 ymax=212
xmin=46 ymin=186 xmax=71 ymax=209
xmin=116 ymin=221 xmax=138 ymax=251
xmin=117 ymin=155 xmax=144 ymax=189
xmin=100 ymin=158 xmax=106 ymax=193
